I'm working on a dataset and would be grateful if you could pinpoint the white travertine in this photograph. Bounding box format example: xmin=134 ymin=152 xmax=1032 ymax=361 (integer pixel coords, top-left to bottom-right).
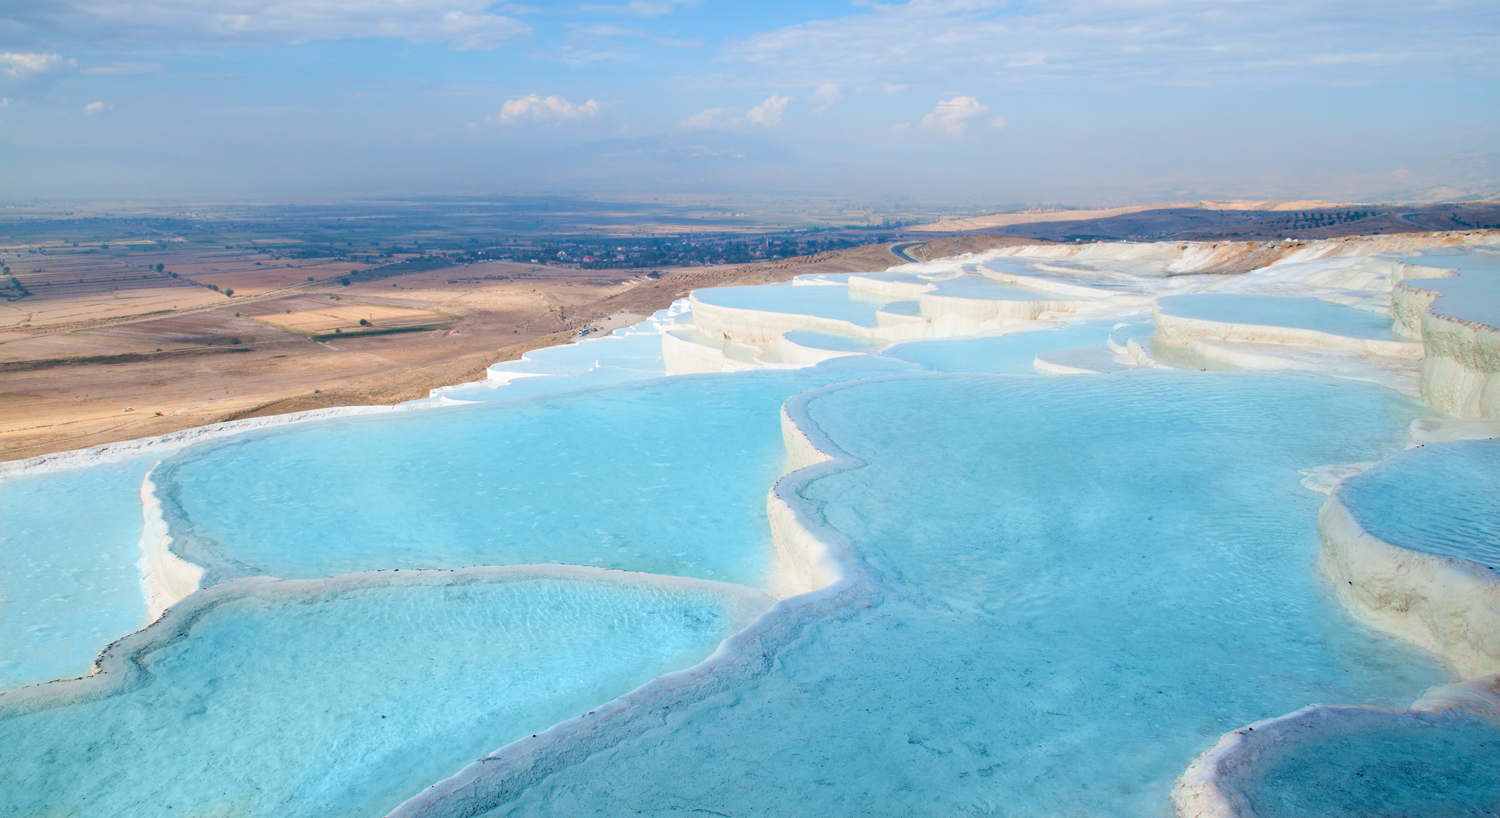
xmin=1172 ymin=675 xmax=1500 ymax=818
xmin=1318 ymin=491 xmax=1500 ymax=679
xmin=136 ymin=470 xmax=204 ymax=623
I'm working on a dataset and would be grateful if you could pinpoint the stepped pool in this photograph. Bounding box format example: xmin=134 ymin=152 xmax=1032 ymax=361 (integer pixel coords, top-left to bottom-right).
xmin=460 ymin=372 xmax=1449 ymax=816
xmin=1157 ymin=294 xmax=1400 ymax=341
xmin=4 ymin=244 xmax=1495 ymax=818
xmin=155 ymin=361 xmax=915 ymax=590
xmin=0 ymin=569 xmax=765 ymax=818
xmin=0 ymin=457 xmax=152 ymax=690
xmin=1339 ymin=439 xmax=1500 ymax=568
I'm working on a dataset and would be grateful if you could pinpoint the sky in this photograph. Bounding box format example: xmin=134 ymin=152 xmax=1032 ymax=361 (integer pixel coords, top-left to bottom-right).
xmin=1 ymin=0 xmax=1498 ymax=204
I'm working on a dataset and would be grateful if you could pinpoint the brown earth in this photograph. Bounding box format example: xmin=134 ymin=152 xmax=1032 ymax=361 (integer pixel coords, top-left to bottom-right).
xmin=0 ymin=242 xmax=911 ymax=461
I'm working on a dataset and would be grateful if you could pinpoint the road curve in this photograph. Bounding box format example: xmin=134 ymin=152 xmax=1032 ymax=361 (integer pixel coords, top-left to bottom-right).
xmin=889 ymin=241 xmax=924 ymax=264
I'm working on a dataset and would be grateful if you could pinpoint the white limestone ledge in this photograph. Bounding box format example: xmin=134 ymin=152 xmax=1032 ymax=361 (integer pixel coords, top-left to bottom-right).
xmin=1171 ymin=674 xmax=1500 ymax=818
xmin=1318 ymin=489 xmax=1500 ymax=679
xmin=1416 ymin=306 xmax=1500 ymax=418
xmin=137 ymin=468 xmax=204 ymax=623
xmin=1153 ymin=302 xmax=1424 ymax=358
xmin=1389 ymin=256 xmax=1500 ymax=417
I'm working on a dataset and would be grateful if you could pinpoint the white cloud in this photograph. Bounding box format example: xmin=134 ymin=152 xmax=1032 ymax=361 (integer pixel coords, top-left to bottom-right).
xmin=989 ymin=115 xmax=1007 ymax=130
xmin=82 ymin=62 xmax=163 ymax=75
xmin=810 ymin=83 xmax=841 ymax=112
xmin=722 ymin=0 xmax=1500 ymax=89
xmin=579 ymin=0 xmax=699 ymax=16
xmin=0 ymin=52 xmax=78 ymax=96
xmin=681 ymin=95 xmax=789 ymax=130
xmin=84 ymin=100 xmax=111 ymax=114
xmin=745 ymin=95 xmax=788 ymax=127
xmin=920 ymin=96 xmax=986 ymax=137
xmin=496 ymin=93 xmax=600 ymax=124
xmin=679 ymin=107 xmax=733 ymax=130
xmin=574 ymin=23 xmax=648 ymax=38
xmin=9 ymin=1 xmax=531 ymax=51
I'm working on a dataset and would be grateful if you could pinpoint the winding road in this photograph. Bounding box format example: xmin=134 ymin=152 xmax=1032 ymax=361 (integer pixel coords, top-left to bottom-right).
xmin=889 ymin=241 xmax=925 ymax=264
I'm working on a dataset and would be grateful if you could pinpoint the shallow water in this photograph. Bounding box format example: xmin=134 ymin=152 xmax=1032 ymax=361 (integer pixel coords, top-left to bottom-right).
xmin=694 ymin=281 xmax=894 ymax=326
xmin=927 ymin=274 xmax=1054 ymax=301
xmin=780 ymin=330 xmax=882 ymax=352
xmin=1399 ymin=249 xmax=1500 ymax=329
xmin=425 ymin=314 xmax=671 ymax=405
xmin=1341 ymin=439 xmax=1500 ymax=567
xmin=0 ymin=575 xmax=754 ymax=818
xmin=885 ymin=320 xmax=1116 ymax=373
xmin=1237 ymin=715 xmax=1500 ymax=818
xmin=157 ymin=363 xmax=913 ymax=588
xmin=1159 ymin=293 xmax=1399 ymax=340
xmin=0 ymin=458 xmax=151 ymax=690
xmin=489 ymin=372 xmax=1448 ymax=816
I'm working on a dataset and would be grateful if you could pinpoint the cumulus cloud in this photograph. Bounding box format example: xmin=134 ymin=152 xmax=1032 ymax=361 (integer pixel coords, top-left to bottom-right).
xmin=679 ymin=107 xmax=733 ymax=130
xmin=7 ymin=1 xmax=531 ymax=51
xmin=0 ymin=52 xmax=78 ymax=96
xmin=920 ymin=96 xmax=986 ymax=137
xmin=496 ymin=94 xmax=600 ymax=124
xmin=745 ymin=95 xmax=788 ymax=127
xmin=810 ymin=83 xmax=841 ymax=112
xmin=681 ymin=95 xmax=789 ymax=130
xmin=84 ymin=100 xmax=110 ymax=114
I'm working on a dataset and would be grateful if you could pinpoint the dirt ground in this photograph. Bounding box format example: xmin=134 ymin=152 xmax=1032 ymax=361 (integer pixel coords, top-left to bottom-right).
xmin=0 ymin=241 xmax=913 ymax=461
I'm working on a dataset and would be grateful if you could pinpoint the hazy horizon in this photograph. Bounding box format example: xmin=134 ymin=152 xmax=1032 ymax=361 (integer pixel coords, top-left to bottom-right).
xmin=2 ymin=0 xmax=1498 ymax=205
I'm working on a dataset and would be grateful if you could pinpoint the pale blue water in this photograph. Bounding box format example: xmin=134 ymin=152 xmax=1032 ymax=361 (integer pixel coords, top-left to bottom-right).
xmin=0 ymin=458 xmax=151 ymax=690
xmin=1235 ymin=713 xmax=1500 ymax=817
xmin=885 ymin=320 xmax=1116 ymax=373
xmin=156 ymin=361 xmax=915 ymax=588
xmin=1 ymin=269 xmax=1479 ymax=818
xmin=877 ymin=299 xmax=922 ymax=316
xmin=928 ymin=275 xmax=1052 ymax=300
xmin=425 ymin=317 xmax=669 ymax=405
xmin=1035 ymin=345 xmax=1130 ymax=373
xmin=486 ymin=372 xmax=1449 ymax=816
xmin=1399 ymin=248 xmax=1500 ymax=330
xmin=1159 ymin=294 xmax=1399 ymax=340
xmin=1340 ymin=440 xmax=1500 ymax=568
xmin=694 ymin=282 xmax=892 ymax=327
xmin=0 ymin=575 xmax=754 ymax=818
xmin=666 ymin=328 xmax=763 ymax=362
xmin=781 ymin=330 xmax=881 ymax=352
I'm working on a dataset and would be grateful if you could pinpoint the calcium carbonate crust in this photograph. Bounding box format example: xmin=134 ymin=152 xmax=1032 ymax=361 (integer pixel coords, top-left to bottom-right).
xmin=1393 ymin=261 xmax=1500 ymax=418
xmin=1171 ymin=675 xmax=1500 ymax=818
xmin=1152 ymin=302 xmax=1423 ymax=358
xmin=1176 ymin=438 xmax=1500 ymax=818
xmin=1317 ymin=488 xmax=1500 ymax=679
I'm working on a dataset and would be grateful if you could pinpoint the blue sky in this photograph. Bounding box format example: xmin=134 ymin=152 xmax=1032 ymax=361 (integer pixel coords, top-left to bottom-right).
xmin=1 ymin=0 xmax=1498 ymax=203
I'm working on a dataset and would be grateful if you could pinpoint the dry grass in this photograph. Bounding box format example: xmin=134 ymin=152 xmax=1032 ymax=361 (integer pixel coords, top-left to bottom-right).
xmin=0 ymin=242 xmax=922 ymax=461
xmin=250 ymin=302 xmax=451 ymax=334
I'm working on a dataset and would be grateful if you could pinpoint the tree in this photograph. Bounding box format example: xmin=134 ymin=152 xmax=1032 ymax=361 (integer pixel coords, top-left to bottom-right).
xmin=155 ymin=263 xmax=165 ymax=272
xmin=340 ymin=277 xmax=351 ymax=286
